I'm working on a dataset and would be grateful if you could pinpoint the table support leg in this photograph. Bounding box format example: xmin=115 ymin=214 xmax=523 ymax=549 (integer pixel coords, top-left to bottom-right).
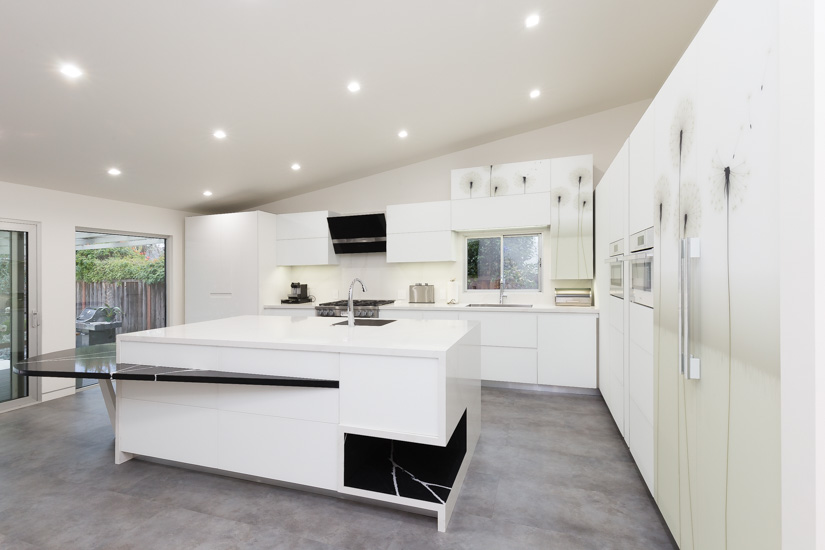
xmin=99 ymin=379 xmax=116 ymax=431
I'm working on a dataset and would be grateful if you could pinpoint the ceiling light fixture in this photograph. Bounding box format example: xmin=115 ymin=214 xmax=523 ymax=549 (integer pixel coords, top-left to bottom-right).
xmin=107 ymin=168 xmax=121 ymax=176
xmin=530 ymin=89 xmax=541 ymax=99
xmin=59 ymin=63 xmax=84 ymax=79
xmin=291 ymin=163 xmax=301 ymax=171
xmin=525 ymin=14 xmax=540 ymax=28
xmin=213 ymin=129 xmax=227 ymax=139
xmin=203 ymin=190 xmax=213 ymax=197
xmin=347 ymin=81 xmax=361 ymax=93
xmin=398 ymin=130 xmax=408 ymax=139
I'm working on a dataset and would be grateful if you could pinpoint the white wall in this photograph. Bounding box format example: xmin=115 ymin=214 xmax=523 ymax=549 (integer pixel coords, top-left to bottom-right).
xmin=0 ymin=179 xmax=190 ymax=400
xmin=256 ymin=100 xmax=649 ymax=215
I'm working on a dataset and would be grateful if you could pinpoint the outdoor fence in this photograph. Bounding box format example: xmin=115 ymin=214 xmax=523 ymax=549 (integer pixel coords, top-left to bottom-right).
xmin=76 ymin=280 xmax=166 ymax=334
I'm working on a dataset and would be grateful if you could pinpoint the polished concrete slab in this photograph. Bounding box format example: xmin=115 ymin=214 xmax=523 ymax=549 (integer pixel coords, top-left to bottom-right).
xmin=0 ymin=387 xmax=676 ymax=549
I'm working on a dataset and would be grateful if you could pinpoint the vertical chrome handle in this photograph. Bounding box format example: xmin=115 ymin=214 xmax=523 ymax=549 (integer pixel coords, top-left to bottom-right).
xmin=680 ymin=238 xmax=701 ymax=380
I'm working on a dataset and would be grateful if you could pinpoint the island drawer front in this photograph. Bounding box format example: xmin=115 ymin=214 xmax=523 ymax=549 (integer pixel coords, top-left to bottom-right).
xmin=457 ymin=312 xmax=537 ymax=348
xmin=118 ymin=343 xmax=339 ymax=381
xmin=340 ymin=354 xmax=440 ymax=439
xmin=119 ymin=398 xmax=219 ymax=468
xmin=479 ymin=347 xmax=537 ymax=384
xmin=218 ymin=411 xmax=338 ymax=490
xmin=218 ymin=385 xmax=339 ymax=424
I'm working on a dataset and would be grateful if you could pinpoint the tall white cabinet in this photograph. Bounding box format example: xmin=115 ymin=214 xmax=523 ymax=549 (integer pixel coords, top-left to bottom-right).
xmin=185 ymin=211 xmax=280 ymax=323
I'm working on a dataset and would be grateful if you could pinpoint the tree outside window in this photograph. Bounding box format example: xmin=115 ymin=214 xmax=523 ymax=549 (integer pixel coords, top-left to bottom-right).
xmin=467 ymin=234 xmax=540 ymax=291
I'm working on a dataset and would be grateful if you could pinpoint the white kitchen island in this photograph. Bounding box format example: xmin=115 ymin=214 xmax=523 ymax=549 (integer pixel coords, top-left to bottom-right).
xmin=115 ymin=315 xmax=481 ymax=531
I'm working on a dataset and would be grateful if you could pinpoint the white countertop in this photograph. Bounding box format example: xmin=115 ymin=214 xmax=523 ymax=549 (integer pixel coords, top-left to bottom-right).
xmin=263 ymin=301 xmax=599 ymax=314
xmin=118 ymin=315 xmax=478 ymax=357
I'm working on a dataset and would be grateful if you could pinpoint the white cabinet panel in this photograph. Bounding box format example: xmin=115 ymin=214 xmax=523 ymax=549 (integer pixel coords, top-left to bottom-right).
xmin=536 ymin=314 xmax=597 ymax=388
xmin=608 ymin=144 xmax=628 ymax=244
xmin=628 ymin=104 xmax=656 ymax=236
xmin=423 ymin=310 xmax=460 ymax=320
xmin=451 ymin=166 xmax=491 ymax=199
xmin=387 ymin=201 xmax=451 ymax=233
xmin=386 ymin=231 xmax=456 ymax=263
xmin=480 ymin=346 xmax=537 ymax=384
xmin=218 ymin=347 xmax=339 ymax=380
xmin=119 ymin=397 xmax=219 ymax=467
xmin=628 ymin=300 xmax=653 ymax=355
xmin=185 ymin=211 xmax=276 ymax=323
xmin=609 ymin=325 xmax=625 ymax=435
xmin=276 ymin=237 xmax=337 ymax=266
xmin=218 ymin=385 xmax=338 ymax=423
xmin=629 ymin=339 xmax=654 ymax=427
xmin=458 ymin=311 xmax=536 ymax=348
xmin=275 ymin=211 xmax=338 ymax=266
xmin=490 ymin=160 xmax=551 ymax=196
xmin=118 ymin=342 xmax=222 ymax=371
xmin=121 ymin=380 xmax=219 ymax=409
xmin=550 ymin=155 xmax=594 ymax=280
xmin=609 ymin=295 xmax=625 ymax=331
xmin=451 ymin=192 xmax=552 ymax=232
xmin=628 ymin=401 xmax=654 ymax=493
xmin=595 ymin=180 xmax=611 ymax=394
xmin=380 ymin=310 xmax=423 ymax=320
xmin=217 ymin=411 xmax=338 ymax=490
xmin=276 ymin=211 xmax=332 ymax=240
xmin=340 ymin=354 xmax=439 ymax=437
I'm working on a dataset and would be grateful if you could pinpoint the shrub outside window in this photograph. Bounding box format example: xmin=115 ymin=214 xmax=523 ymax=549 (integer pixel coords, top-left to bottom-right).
xmin=466 ymin=234 xmax=541 ymax=291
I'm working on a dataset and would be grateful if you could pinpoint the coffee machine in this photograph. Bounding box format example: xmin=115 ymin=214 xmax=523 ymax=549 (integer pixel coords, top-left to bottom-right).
xmin=281 ymin=282 xmax=311 ymax=304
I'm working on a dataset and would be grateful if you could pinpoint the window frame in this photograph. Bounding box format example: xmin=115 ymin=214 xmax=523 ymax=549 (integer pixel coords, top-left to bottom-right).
xmin=464 ymin=232 xmax=542 ymax=293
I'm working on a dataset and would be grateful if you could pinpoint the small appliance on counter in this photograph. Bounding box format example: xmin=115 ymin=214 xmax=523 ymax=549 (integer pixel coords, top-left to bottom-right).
xmin=281 ymin=282 xmax=312 ymax=304
xmin=409 ymin=283 xmax=435 ymax=304
xmin=554 ymin=288 xmax=593 ymax=307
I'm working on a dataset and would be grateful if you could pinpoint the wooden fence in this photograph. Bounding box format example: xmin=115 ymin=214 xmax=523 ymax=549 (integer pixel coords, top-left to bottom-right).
xmin=76 ymin=280 xmax=166 ymax=334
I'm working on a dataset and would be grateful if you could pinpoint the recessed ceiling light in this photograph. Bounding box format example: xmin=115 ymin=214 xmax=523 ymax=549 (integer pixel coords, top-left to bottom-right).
xmin=530 ymin=89 xmax=541 ymax=99
xmin=291 ymin=163 xmax=301 ymax=171
xmin=347 ymin=81 xmax=361 ymax=93
xmin=203 ymin=190 xmax=213 ymax=197
xmin=59 ymin=63 xmax=84 ymax=79
xmin=525 ymin=14 xmax=540 ymax=28
xmin=398 ymin=130 xmax=408 ymax=139
xmin=107 ymin=168 xmax=121 ymax=176
xmin=213 ymin=129 xmax=227 ymax=139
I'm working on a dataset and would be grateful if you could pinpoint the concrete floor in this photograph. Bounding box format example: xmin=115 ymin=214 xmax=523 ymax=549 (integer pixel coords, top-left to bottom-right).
xmin=0 ymin=386 xmax=675 ymax=549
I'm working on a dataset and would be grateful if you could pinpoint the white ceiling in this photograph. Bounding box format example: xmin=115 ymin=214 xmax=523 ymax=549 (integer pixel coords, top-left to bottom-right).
xmin=0 ymin=0 xmax=716 ymax=214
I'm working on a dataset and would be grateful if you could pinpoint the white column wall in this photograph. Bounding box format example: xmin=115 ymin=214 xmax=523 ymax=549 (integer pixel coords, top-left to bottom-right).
xmin=0 ymin=179 xmax=190 ymax=400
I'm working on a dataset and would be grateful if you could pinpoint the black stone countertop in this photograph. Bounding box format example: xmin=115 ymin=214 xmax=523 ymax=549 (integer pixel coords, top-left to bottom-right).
xmin=13 ymin=344 xmax=338 ymax=388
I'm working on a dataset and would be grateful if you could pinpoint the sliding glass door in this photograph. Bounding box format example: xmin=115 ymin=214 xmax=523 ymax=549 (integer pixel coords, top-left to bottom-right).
xmin=0 ymin=221 xmax=39 ymax=411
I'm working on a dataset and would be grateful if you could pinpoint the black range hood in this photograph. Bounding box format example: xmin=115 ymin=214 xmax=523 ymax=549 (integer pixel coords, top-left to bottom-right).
xmin=327 ymin=213 xmax=387 ymax=254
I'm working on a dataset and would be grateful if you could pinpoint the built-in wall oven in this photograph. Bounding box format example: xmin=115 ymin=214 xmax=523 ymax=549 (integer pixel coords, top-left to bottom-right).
xmin=608 ymin=239 xmax=624 ymax=299
xmin=628 ymin=228 xmax=654 ymax=308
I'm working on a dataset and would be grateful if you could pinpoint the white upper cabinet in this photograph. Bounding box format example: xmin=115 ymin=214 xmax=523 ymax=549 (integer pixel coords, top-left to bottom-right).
xmin=628 ymin=104 xmax=656 ymax=235
xmin=549 ymin=154 xmax=594 ymax=280
xmin=490 ymin=160 xmax=551 ymax=197
xmin=608 ymin=143 xmax=629 ymax=244
xmin=451 ymin=193 xmax=552 ymax=232
xmin=386 ymin=201 xmax=456 ymax=263
xmin=275 ymin=211 xmax=338 ymax=266
xmin=185 ymin=211 xmax=278 ymax=323
xmin=450 ymin=166 xmax=491 ymax=199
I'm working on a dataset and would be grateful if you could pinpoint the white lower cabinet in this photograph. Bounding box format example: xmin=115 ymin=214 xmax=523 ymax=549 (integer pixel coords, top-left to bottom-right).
xmin=627 ymin=301 xmax=654 ymax=492
xmin=536 ymin=314 xmax=597 ymax=388
xmin=480 ymin=347 xmax=537 ymax=384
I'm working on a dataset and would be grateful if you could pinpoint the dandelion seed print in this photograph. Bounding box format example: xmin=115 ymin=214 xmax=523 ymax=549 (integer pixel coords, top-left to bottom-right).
xmin=710 ymin=153 xmax=749 ymax=213
xmin=552 ymin=186 xmax=572 ymax=276
xmin=458 ymin=169 xmax=485 ymax=196
xmin=670 ymin=98 xmax=696 ymax=170
xmin=578 ymin=192 xmax=593 ymax=277
xmin=654 ymin=175 xmax=677 ymax=240
xmin=679 ymin=181 xmax=703 ymax=239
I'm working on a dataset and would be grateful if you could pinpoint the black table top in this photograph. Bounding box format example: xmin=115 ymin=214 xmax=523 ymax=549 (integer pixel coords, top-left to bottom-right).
xmin=13 ymin=344 xmax=338 ymax=388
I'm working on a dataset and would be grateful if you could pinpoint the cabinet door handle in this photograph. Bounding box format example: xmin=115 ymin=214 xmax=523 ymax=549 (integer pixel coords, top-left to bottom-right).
xmin=679 ymin=238 xmax=701 ymax=380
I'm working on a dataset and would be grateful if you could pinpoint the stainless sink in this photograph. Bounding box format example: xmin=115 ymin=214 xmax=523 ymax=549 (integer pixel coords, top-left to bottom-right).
xmin=332 ymin=319 xmax=397 ymax=326
xmin=466 ymin=304 xmax=533 ymax=308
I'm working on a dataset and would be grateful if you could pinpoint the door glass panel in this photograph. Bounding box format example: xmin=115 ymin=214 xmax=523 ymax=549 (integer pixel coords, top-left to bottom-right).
xmin=0 ymin=230 xmax=29 ymax=404
xmin=75 ymin=231 xmax=167 ymax=388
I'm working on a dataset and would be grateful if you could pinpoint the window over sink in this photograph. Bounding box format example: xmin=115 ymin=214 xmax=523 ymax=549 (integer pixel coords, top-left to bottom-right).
xmin=466 ymin=234 xmax=541 ymax=291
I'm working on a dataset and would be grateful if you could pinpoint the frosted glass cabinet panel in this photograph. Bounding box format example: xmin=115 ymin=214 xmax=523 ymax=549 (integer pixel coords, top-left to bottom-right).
xmin=549 ymin=154 xmax=594 ymax=280
xmin=490 ymin=160 xmax=551 ymax=196
xmin=450 ymin=166 xmax=491 ymax=199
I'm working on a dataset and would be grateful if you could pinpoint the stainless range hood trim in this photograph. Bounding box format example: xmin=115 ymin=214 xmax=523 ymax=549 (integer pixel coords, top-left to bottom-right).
xmin=331 ymin=237 xmax=387 ymax=245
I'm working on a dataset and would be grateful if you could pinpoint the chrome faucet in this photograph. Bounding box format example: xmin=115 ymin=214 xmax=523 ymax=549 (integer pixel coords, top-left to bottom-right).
xmin=499 ymin=277 xmax=507 ymax=304
xmin=348 ymin=278 xmax=367 ymax=327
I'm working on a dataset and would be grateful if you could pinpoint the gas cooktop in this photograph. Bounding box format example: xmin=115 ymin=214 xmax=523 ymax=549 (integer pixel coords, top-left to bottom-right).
xmin=315 ymin=299 xmax=395 ymax=318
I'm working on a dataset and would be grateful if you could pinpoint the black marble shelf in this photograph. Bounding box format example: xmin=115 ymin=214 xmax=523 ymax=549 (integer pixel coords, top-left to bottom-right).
xmin=14 ymin=344 xmax=339 ymax=388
